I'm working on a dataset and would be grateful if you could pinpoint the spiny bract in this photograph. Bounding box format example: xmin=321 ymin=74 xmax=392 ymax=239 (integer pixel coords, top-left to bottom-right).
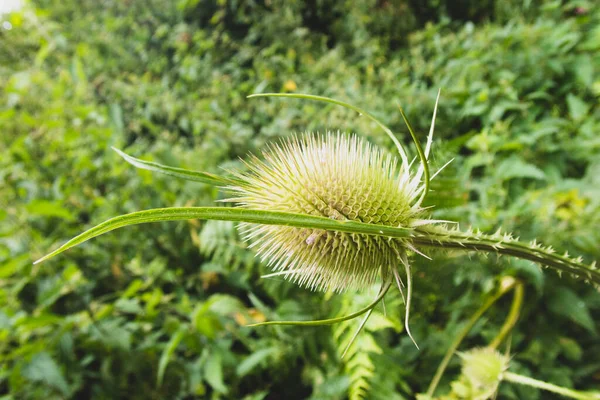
xmin=224 ymin=132 xmax=433 ymax=293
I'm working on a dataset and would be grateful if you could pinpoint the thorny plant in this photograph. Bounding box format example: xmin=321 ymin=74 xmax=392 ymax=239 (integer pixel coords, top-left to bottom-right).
xmin=35 ymin=92 xmax=600 ymax=397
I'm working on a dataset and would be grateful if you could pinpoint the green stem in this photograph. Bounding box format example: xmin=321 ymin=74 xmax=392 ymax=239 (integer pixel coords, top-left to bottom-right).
xmin=503 ymin=371 xmax=600 ymax=400
xmin=413 ymin=229 xmax=600 ymax=285
xmin=489 ymin=282 xmax=524 ymax=350
xmin=425 ymin=278 xmax=517 ymax=397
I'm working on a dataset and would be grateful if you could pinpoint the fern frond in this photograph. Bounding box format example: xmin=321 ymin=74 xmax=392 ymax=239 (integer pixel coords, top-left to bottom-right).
xmin=198 ymin=220 xmax=256 ymax=270
xmin=334 ymin=287 xmax=403 ymax=400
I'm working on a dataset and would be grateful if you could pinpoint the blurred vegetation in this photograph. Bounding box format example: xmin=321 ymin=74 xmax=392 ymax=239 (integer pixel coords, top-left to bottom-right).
xmin=1 ymin=0 xmax=599 ymax=399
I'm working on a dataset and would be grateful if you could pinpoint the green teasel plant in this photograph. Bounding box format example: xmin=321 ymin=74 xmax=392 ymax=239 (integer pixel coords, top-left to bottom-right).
xmin=34 ymin=92 xmax=600 ymax=356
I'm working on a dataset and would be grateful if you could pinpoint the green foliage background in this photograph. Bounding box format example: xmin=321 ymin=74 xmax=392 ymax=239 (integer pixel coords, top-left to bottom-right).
xmin=1 ymin=0 xmax=599 ymax=399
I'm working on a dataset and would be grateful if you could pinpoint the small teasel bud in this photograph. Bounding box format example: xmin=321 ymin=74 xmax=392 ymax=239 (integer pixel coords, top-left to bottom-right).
xmin=458 ymin=347 xmax=509 ymax=399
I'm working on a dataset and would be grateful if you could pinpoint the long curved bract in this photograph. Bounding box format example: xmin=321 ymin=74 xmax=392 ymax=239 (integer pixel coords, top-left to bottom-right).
xmin=248 ymin=92 xmax=410 ymax=168
xmin=397 ymin=105 xmax=431 ymax=206
xmin=33 ymin=207 xmax=600 ymax=286
xmin=112 ymin=147 xmax=239 ymax=186
xmin=33 ymin=207 xmax=412 ymax=265
xmin=248 ymin=276 xmax=393 ymax=327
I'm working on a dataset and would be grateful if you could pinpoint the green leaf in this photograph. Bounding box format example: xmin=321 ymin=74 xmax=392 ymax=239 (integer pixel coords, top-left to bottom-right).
xmin=33 ymin=207 xmax=412 ymax=264
xmin=26 ymin=200 xmax=74 ymax=220
xmin=236 ymin=347 xmax=278 ymax=377
xmin=157 ymin=328 xmax=186 ymax=387
xmin=109 ymin=103 xmax=124 ymax=134
xmin=508 ymin=259 xmax=545 ymax=294
xmin=92 ymin=319 xmax=132 ymax=350
xmin=574 ymin=55 xmax=594 ymax=87
xmin=114 ymin=298 xmax=143 ymax=314
xmin=207 ymin=294 xmax=246 ymax=315
xmin=559 ymin=337 xmax=583 ymax=361
xmin=192 ymin=301 xmax=223 ymax=339
xmin=16 ymin=314 xmax=63 ymax=330
xmin=22 ymin=352 xmax=70 ymax=396
xmin=204 ymin=351 xmax=228 ymax=394
xmin=112 ymin=147 xmax=236 ymax=186
xmin=566 ymin=94 xmax=589 ymax=121
xmin=547 ymin=287 xmax=597 ymax=335
xmin=0 ymin=253 xmax=30 ymax=278
xmin=496 ymin=156 xmax=546 ymax=181
xmin=122 ymin=279 xmax=145 ymax=298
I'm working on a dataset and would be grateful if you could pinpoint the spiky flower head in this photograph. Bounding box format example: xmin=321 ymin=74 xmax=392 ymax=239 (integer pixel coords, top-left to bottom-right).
xmin=224 ymin=132 xmax=433 ymax=293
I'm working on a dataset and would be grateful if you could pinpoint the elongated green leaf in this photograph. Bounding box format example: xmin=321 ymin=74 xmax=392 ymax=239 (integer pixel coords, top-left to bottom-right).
xmin=112 ymin=147 xmax=237 ymax=186
xmin=204 ymin=350 xmax=228 ymax=394
xmin=236 ymin=347 xmax=278 ymax=377
xmin=34 ymin=207 xmax=412 ymax=264
xmin=157 ymin=328 xmax=186 ymax=387
xmin=547 ymin=287 xmax=597 ymax=335
xmin=247 ymin=93 xmax=410 ymax=167
xmin=22 ymin=352 xmax=70 ymax=396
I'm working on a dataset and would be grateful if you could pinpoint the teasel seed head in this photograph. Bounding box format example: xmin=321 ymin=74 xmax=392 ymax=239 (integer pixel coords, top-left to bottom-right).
xmin=224 ymin=132 xmax=435 ymax=293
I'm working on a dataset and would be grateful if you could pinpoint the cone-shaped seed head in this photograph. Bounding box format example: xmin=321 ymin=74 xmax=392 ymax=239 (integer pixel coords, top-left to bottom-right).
xmin=224 ymin=132 xmax=426 ymax=292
